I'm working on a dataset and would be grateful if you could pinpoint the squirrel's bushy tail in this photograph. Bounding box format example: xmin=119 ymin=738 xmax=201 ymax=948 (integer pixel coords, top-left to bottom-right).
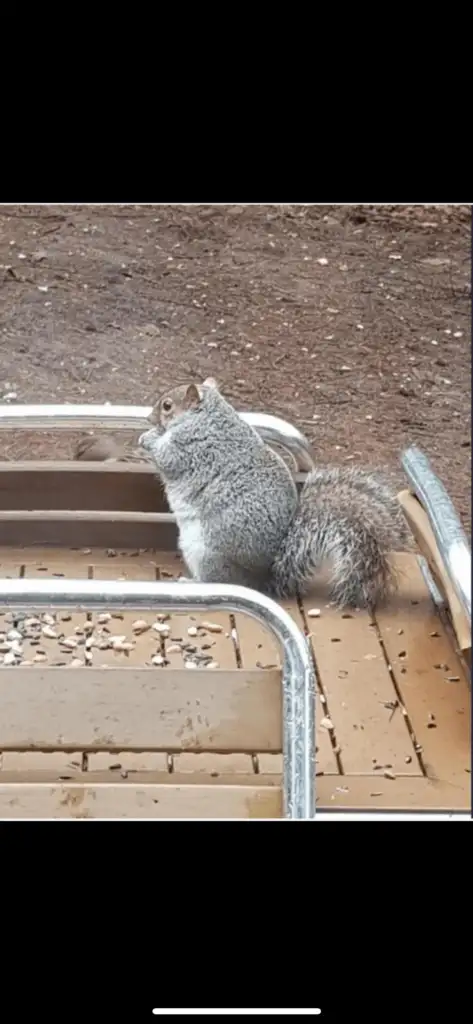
xmin=271 ymin=466 xmax=411 ymax=610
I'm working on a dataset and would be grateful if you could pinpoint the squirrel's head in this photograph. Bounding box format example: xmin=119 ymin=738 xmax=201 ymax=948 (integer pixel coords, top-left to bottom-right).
xmin=147 ymin=377 xmax=219 ymax=433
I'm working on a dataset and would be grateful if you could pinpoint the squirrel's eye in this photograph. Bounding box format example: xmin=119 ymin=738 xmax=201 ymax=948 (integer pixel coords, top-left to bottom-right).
xmin=162 ymin=399 xmax=173 ymax=413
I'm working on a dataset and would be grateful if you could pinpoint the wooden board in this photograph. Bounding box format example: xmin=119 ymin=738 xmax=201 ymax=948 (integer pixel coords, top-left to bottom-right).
xmin=299 ymin=591 xmax=419 ymax=775
xmin=0 ymin=544 xmax=470 ymax=815
xmin=0 ymin=777 xmax=282 ymax=818
xmin=375 ymin=554 xmax=470 ymax=793
xmin=0 ymin=668 xmax=282 ymax=752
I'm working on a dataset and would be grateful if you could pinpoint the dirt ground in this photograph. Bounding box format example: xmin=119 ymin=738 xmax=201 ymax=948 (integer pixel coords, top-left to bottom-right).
xmin=0 ymin=204 xmax=470 ymax=533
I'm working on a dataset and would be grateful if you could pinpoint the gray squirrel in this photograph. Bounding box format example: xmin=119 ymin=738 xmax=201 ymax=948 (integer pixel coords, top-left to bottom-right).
xmin=139 ymin=378 xmax=410 ymax=609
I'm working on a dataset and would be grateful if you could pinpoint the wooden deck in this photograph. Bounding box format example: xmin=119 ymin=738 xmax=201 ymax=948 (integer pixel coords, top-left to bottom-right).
xmin=0 ymin=544 xmax=469 ymax=817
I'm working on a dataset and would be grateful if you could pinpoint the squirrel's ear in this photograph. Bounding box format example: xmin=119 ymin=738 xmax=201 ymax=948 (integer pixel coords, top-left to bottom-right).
xmin=203 ymin=377 xmax=218 ymax=390
xmin=185 ymin=383 xmax=201 ymax=408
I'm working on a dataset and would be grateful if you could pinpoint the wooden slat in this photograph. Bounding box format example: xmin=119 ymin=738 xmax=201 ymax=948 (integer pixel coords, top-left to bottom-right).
xmin=299 ymin=589 xmax=419 ymax=774
xmin=172 ymin=754 xmax=256 ymax=773
xmin=87 ymin=753 xmax=168 ymax=771
xmin=317 ymin=774 xmax=470 ymax=811
xmin=0 ymin=461 xmax=166 ymax=512
xmin=0 ymin=772 xmax=467 ymax=816
xmin=0 ymin=777 xmax=282 ymax=818
xmin=234 ymin=597 xmax=338 ymax=775
xmin=0 ymin=668 xmax=282 ymax=752
xmin=0 ymin=516 xmax=177 ymax=550
xmin=0 ymin=752 xmax=84 ymax=772
xmin=375 ymin=554 xmax=471 ymax=794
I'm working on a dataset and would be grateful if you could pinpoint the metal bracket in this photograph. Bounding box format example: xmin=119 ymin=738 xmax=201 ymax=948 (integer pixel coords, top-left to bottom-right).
xmin=402 ymin=445 xmax=471 ymax=628
xmin=0 ymin=405 xmax=316 ymax=474
xmin=0 ymin=577 xmax=317 ymax=820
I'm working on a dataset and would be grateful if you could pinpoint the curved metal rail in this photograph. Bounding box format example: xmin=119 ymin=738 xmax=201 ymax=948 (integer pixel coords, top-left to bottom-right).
xmin=402 ymin=445 xmax=471 ymax=627
xmin=0 ymin=577 xmax=316 ymax=820
xmin=0 ymin=405 xmax=315 ymax=473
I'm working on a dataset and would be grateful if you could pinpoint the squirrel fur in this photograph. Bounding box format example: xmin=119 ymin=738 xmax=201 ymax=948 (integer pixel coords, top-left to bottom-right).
xmin=140 ymin=379 xmax=410 ymax=609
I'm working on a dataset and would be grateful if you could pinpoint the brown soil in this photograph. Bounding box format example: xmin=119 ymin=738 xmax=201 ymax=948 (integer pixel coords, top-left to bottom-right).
xmin=0 ymin=204 xmax=470 ymax=532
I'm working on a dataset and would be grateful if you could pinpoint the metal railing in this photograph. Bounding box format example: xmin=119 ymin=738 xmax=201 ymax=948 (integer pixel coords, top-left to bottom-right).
xmin=0 ymin=577 xmax=317 ymax=820
xmin=0 ymin=405 xmax=316 ymax=474
xmin=402 ymin=446 xmax=471 ymax=628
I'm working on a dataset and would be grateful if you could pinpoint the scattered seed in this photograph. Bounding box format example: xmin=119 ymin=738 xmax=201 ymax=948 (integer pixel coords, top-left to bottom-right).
xmin=61 ymin=637 xmax=78 ymax=650
xmin=68 ymin=659 xmax=84 ymax=669
xmin=446 ymin=676 xmax=460 ymax=683
xmin=132 ymin=619 xmax=151 ymax=634
xmin=42 ymin=625 xmax=57 ymax=639
xmin=207 ymin=661 xmax=219 ymax=669
xmin=185 ymin=660 xmax=197 ymax=669
xmin=153 ymin=623 xmax=170 ymax=635
xmin=33 ymin=652 xmax=47 ymax=663
xmin=307 ymin=608 xmax=321 ymax=618
xmin=42 ymin=613 xmax=56 ymax=626
xmin=405 ymin=755 xmax=412 ymax=764
xmin=98 ymin=613 xmax=111 ymax=624
xmin=383 ymin=770 xmax=396 ymax=780
xmin=7 ymin=629 xmax=22 ymax=641
xmin=151 ymin=654 xmax=165 ymax=666
xmin=200 ymin=621 xmax=223 ymax=633
xmin=3 ymin=651 xmax=16 ymax=665
xmin=188 ymin=626 xmax=198 ymax=637
xmin=320 ymin=716 xmax=334 ymax=731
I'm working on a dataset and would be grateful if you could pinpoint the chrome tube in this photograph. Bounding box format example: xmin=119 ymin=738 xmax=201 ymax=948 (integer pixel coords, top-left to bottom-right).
xmin=0 ymin=577 xmax=316 ymax=820
xmin=0 ymin=405 xmax=315 ymax=473
xmin=402 ymin=445 xmax=471 ymax=626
